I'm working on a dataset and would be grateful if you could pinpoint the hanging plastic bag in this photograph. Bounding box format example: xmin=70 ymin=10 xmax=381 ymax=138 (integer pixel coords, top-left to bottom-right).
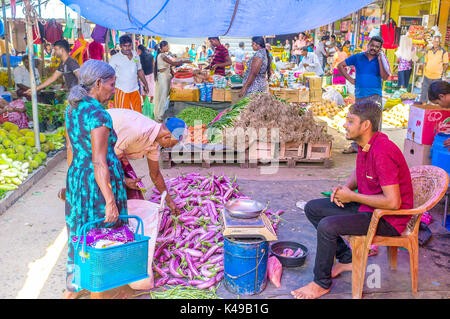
xmin=142 ymin=96 xmax=154 ymax=119
xmin=323 ymin=86 xmax=345 ymax=105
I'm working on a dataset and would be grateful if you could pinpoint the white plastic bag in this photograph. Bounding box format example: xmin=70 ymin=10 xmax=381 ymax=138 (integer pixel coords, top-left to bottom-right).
xmin=323 ymin=86 xmax=345 ymax=105
xmin=127 ymin=199 xmax=164 ymax=290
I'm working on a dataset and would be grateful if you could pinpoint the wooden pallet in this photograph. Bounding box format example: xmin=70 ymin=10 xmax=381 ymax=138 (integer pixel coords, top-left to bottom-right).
xmin=161 ymin=145 xmax=248 ymax=169
xmin=247 ymin=141 xmax=333 ymax=168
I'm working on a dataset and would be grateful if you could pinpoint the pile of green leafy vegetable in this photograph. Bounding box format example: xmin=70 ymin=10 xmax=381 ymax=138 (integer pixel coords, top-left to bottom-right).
xmin=25 ymin=102 xmax=66 ymax=128
xmin=207 ymin=96 xmax=251 ymax=144
xmin=177 ymin=106 xmax=219 ymax=127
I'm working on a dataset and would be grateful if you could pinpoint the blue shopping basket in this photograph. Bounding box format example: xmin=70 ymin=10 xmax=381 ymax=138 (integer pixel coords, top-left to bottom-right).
xmin=73 ymin=215 xmax=150 ymax=292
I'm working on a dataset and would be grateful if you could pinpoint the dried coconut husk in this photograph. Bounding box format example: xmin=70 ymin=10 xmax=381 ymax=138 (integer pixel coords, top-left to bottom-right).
xmin=225 ymin=92 xmax=332 ymax=146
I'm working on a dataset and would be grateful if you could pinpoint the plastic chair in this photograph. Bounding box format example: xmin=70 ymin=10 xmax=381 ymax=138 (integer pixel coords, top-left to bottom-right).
xmin=345 ymin=165 xmax=449 ymax=299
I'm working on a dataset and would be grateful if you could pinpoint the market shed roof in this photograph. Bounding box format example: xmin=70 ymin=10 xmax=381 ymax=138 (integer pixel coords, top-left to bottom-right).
xmin=61 ymin=0 xmax=373 ymax=37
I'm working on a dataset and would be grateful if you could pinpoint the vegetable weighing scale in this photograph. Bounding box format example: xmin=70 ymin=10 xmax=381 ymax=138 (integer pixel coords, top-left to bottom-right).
xmin=220 ymin=199 xmax=278 ymax=241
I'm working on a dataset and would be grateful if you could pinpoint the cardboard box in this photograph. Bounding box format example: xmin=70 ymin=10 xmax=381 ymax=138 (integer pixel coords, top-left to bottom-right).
xmin=403 ymin=138 xmax=431 ymax=167
xmin=212 ymin=88 xmax=225 ymax=101
xmin=298 ymin=90 xmax=310 ymax=102
xmin=406 ymin=104 xmax=450 ymax=145
xmin=269 ymin=88 xmax=286 ymax=99
xmin=170 ymin=88 xmax=199 ymax=102
xmin=309 ymin=89 xmax=322 ymax=102
xmin=224 ymin=89 xmax=231 ymax=102
xmin=284 ymin=89 xmax=299 ymax=103
xmin=305 ymin=75 xmax=322 ymax=90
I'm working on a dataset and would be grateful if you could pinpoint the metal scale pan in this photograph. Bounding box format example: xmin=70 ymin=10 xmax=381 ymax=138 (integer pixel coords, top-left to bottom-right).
xmin=224 ymin=199 xmax=265 ymax=219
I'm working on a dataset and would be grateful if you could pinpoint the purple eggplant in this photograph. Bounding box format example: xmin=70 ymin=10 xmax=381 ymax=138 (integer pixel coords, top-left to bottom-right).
xmin=185 ymin=252 xmax=201 ymax=277
xmin=183 ymin=248 xmax=203 ymax=258
xmin=196 ymin=276 xmax=217 ymax=289
xmin=154 ymin=276 xmax=169 ymax=288
xmin=208 ymin=254 xmax=224 ymax=264
xmin=200 ymin=245 xmax=219 ymax=263
xmin=167 ymin=278 xmax=188 ymax=286
xmin=188 ymin=279 xmax=205 ymax=286
xmin=169 ymin=257 xmax=183 ymax=278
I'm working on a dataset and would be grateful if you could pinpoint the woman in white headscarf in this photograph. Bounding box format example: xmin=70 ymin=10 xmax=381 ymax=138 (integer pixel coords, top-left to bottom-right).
xmin=395 ymin=35 xmax=417 ymax=89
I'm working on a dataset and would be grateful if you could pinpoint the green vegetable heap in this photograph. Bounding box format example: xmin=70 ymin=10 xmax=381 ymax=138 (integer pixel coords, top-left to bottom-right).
xmin=177 ymin=106 xmax=219 ymax=127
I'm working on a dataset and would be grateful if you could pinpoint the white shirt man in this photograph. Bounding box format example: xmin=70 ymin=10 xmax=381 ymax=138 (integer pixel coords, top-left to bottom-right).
xmin=298 ymin=51 xmax=323 ymax=76
xmin=13 ymin=64 xmax=41 ymax=90
xmin=109 ymin=50 xmax=142 ymax=93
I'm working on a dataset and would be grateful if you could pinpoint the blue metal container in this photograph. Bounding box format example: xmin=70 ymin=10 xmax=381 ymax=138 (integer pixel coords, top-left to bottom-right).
xmin=431 ymin=133 xmax=450 ymax=176
xmin=224 ymin=236 xmax=268 ymax=295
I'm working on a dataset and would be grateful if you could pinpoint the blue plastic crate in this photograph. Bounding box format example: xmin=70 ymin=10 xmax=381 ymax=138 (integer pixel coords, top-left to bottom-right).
xmin=73 ymin=215 xmax=150 ymax=292
xmin=1 ymin=54 xmax=22 ymax=67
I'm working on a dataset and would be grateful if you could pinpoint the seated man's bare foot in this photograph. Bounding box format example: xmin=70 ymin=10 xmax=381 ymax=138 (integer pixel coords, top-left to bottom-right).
xmin=291 ymin=282 xmax=330 ymax=299
xmin=331 ymin=262 xmax=352 ymax=278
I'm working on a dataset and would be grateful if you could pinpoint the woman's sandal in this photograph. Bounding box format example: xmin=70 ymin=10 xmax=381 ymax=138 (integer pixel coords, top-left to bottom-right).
xmin=58 ymin=188 xmax=66 ymax=201
xmin=342 ymin=146 xmax=357 ymax=154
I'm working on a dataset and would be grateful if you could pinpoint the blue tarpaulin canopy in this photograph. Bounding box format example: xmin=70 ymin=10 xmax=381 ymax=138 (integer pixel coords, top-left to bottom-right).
xmin=60 ymin=0 xmax=373 ymax=37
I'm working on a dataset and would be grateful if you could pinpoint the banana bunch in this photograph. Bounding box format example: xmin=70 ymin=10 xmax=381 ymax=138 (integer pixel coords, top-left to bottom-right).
xmin=400 ymin=92 xmax=417 ymax=100
xmin=382 ymin=104 xmax=409 ymax=128
xmin=0 ymin=71 xmax=14 ymax=87
xmin=327 ymin=106 xmax=350 ymax=133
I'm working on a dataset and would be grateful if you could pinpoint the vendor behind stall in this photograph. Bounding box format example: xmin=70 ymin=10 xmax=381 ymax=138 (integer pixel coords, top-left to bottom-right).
xmin=297 ymin=46 xmax=323 ymax=77
xmin=205 ymin=37 xmax=232 ymax=76
xmin=153 ymin=41 xmax=191 ymax=122
xmin=13 ymin=55 xmax=41 ymax=101
xmin=26 ymin=39 xmax=80 ymax=95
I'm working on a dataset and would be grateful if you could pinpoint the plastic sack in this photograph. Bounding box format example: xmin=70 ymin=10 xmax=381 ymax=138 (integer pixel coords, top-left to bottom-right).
xmin=127 ymin=199 xmax=163 ymax=290
xmin=323 ymin=86 xmax=345 ymax=105
xmin=142 ymin=96 xmax=154 ymax=120
xmin=267 ymin=256 xmax=283 ymax=288
xmin=379 ymin=52 xmax=392 ymax=76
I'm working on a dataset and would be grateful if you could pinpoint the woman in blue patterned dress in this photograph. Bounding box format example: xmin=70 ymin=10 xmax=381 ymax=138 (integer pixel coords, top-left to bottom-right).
xmin=239 ymin=36 xmax=272 ymax=97
xmin=63 ymin=59 xmax=128 ymax=299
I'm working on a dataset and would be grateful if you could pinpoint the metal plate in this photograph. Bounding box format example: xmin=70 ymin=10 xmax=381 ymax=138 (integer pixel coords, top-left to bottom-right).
xmin=224 ymin=199 xmax=265 ymax=219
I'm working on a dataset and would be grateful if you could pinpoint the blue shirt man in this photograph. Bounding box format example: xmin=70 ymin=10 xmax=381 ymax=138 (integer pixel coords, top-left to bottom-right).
xmin=337 ymin=36 xmax=389 ymax=101
xmin=337 ymin=36 xmax=390 ymax=154
xmin=345 ymin=52 xmax=382 ymax=98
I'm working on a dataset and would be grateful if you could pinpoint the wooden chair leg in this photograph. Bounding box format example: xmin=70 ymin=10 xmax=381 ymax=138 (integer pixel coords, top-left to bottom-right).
xmin=350 ymin=236 xmax=365 ymax=299
xmin=387 ymin=246 xmax=398 ymax=270
xmin=408 ymin=239 xmax=419 ymax=296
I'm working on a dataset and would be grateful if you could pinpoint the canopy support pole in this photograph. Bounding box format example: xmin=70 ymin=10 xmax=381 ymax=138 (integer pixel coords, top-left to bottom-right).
xmin=1 ymin=0 xmax=12 ymax=88
xmin=24 ymin=0 xmax=40 ymax=151
xmin=222 ymin=0 xmax=239 ymax=36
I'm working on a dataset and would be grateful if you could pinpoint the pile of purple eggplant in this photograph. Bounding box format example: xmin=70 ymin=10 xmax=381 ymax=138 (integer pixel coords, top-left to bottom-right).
xmin=148 ymin=173 xmax=284 ymax=289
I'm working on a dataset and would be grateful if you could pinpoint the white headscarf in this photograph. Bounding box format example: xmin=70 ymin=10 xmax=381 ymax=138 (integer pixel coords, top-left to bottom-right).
xmin=395 ymin=35 xmax=414 ymax=61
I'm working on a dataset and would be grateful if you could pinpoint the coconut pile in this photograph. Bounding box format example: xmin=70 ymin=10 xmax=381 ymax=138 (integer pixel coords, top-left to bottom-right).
xmin=221 ymin=93 xmax=332 ymax=148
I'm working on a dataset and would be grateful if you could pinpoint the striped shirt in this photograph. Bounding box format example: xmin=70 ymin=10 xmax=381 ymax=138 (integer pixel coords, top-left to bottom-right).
xmin=211 ymin=44 xmax=229 ymax=76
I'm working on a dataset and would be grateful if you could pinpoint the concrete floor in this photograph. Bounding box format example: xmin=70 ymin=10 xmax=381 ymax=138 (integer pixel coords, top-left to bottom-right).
xmin=0 ymin=126 xmax=448 ymax=299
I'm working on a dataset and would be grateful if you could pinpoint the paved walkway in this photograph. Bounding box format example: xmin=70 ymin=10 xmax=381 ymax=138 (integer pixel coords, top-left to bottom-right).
xmin=0 ymin=126 xmax=448 ymax=299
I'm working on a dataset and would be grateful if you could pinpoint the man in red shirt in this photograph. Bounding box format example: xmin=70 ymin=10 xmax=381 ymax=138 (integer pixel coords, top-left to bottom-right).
xmin=292 ymin=101 xmax=413 ymax=299
xmin=206 ymin=37 xmax=232 ymax=76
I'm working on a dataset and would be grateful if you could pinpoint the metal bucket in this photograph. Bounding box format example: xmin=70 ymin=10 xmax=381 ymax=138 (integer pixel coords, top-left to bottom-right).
xmin=224 ymin=236 xmax=268 ymax=295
